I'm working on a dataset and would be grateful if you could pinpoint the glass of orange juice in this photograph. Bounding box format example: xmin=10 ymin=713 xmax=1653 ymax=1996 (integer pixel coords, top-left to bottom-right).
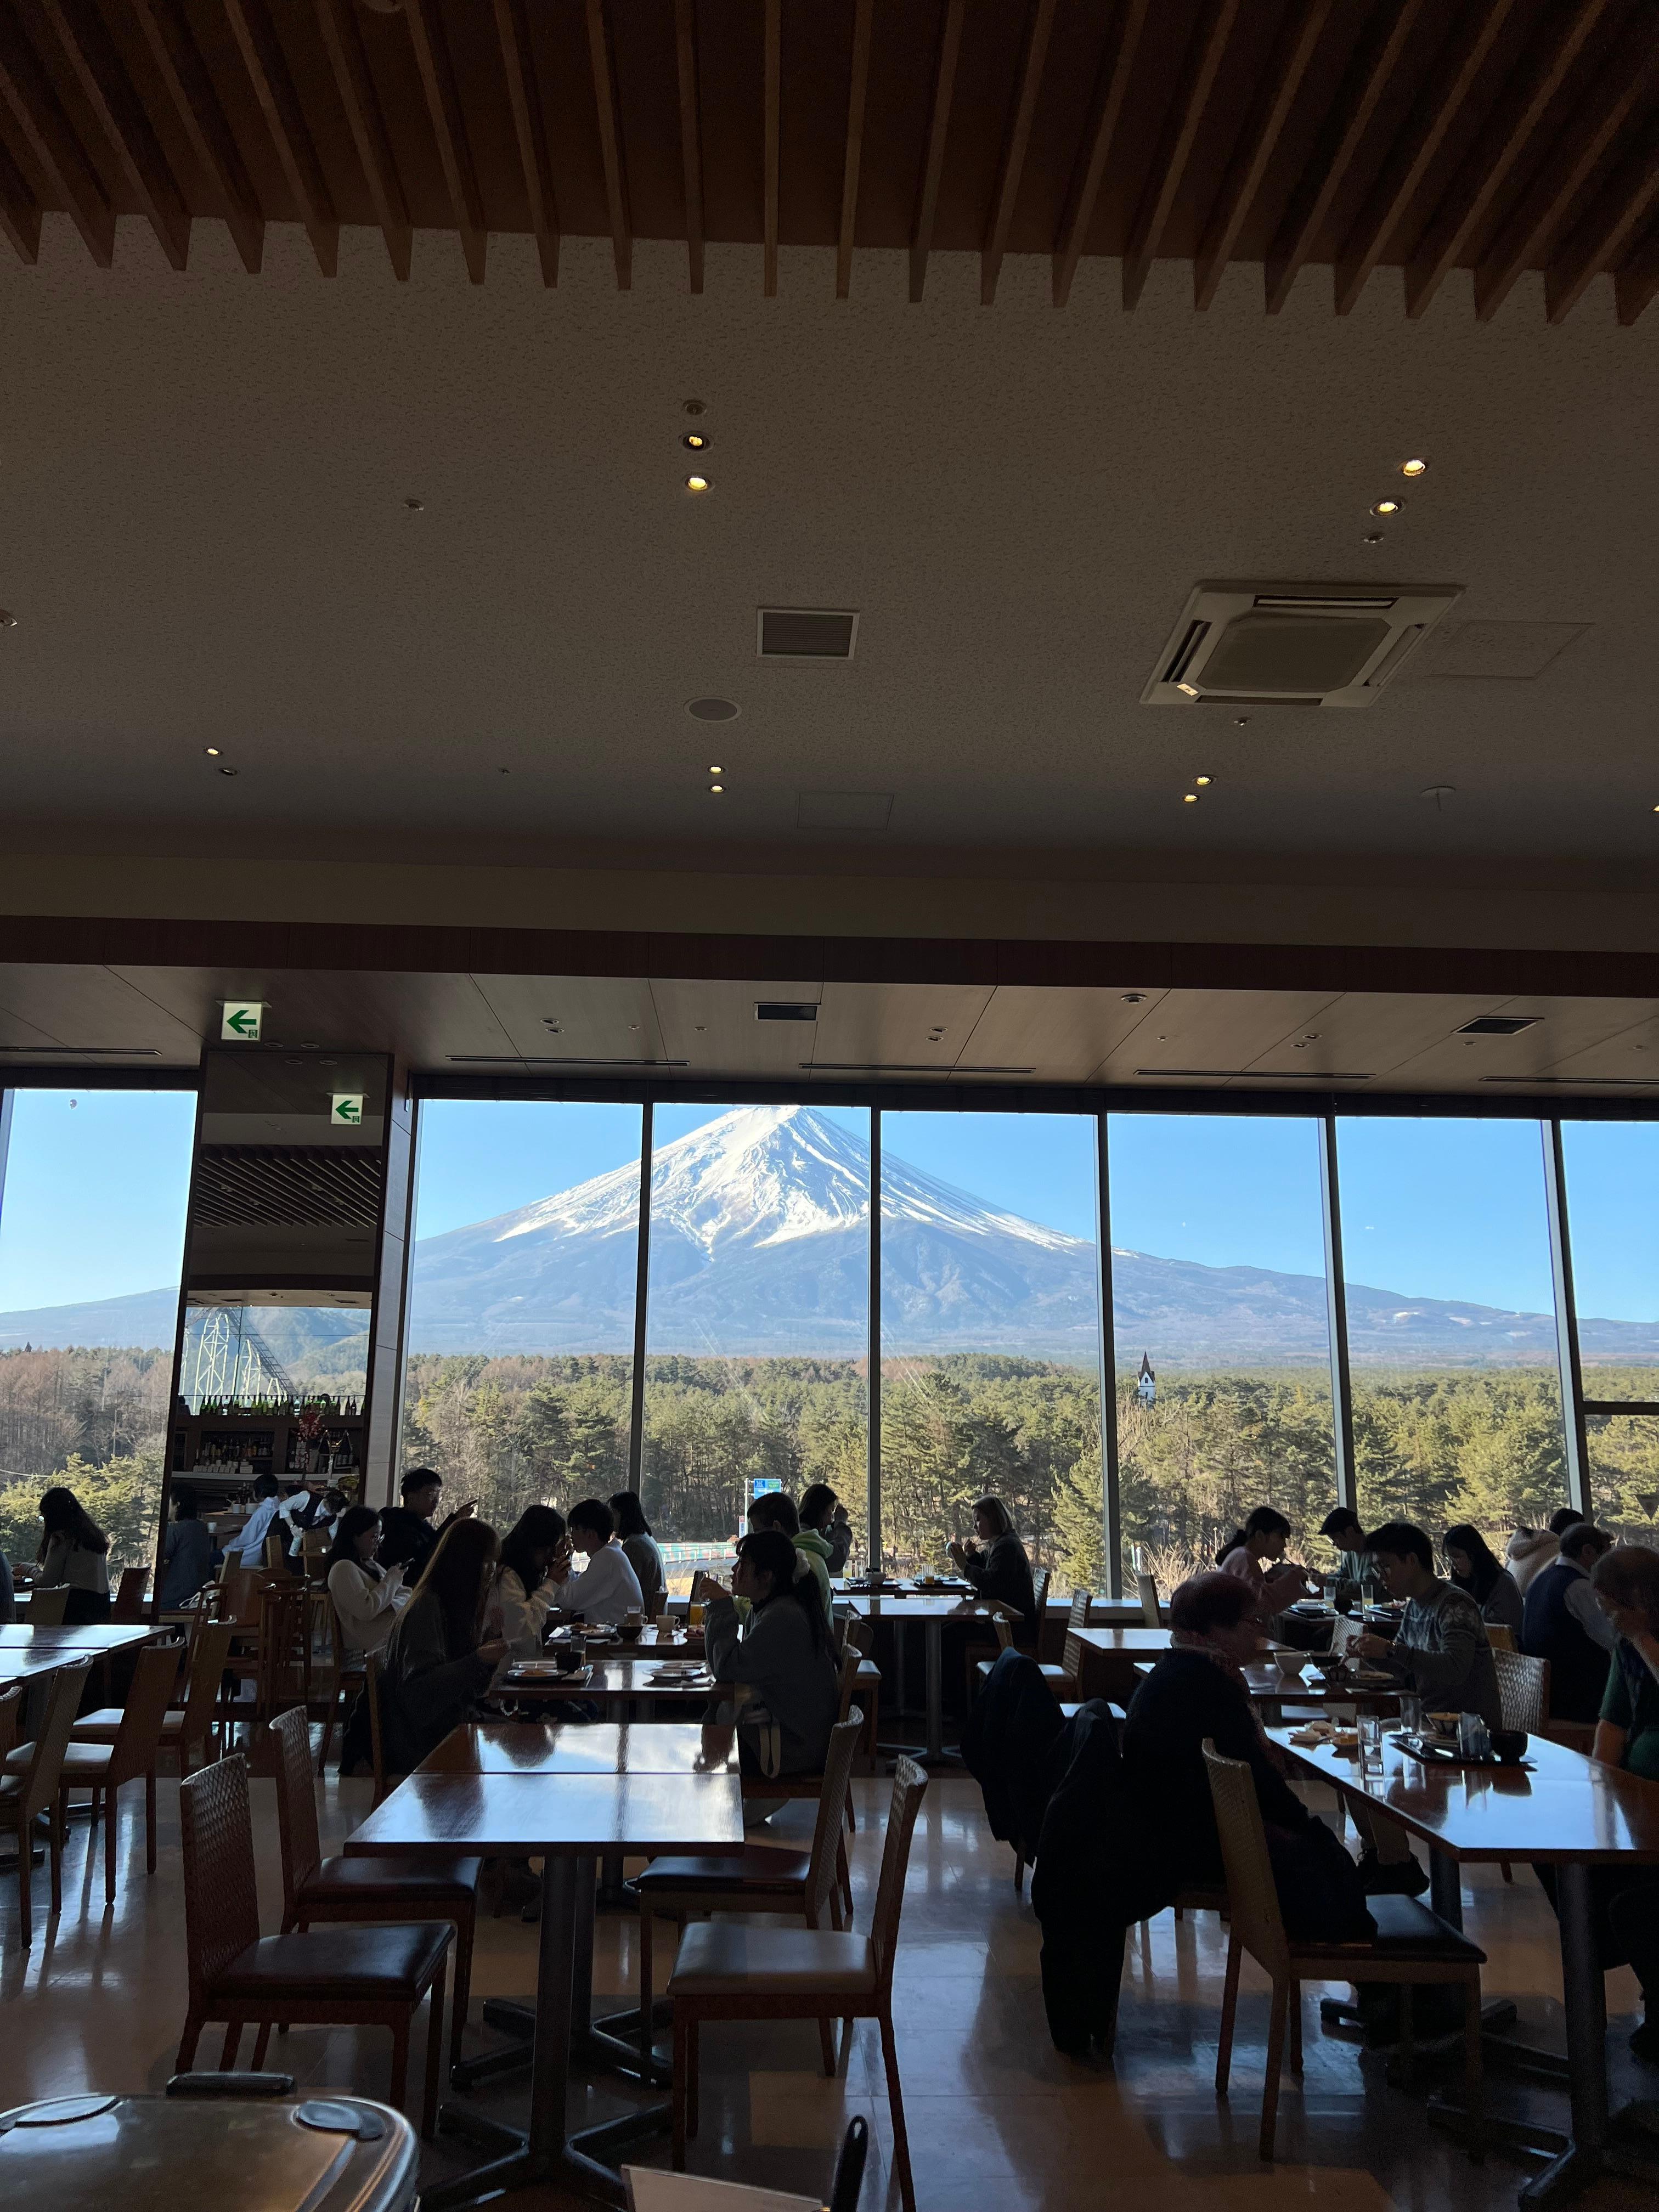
xmin=688 ymin=1602 xmax=704 ymax=1630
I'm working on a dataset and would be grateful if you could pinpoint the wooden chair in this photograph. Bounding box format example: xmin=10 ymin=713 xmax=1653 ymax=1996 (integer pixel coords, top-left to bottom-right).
xmin=13 ymin=1640 xmax=183 ymax=1908
xmin=111 ymin=1565 xmax=150 ymax=1621
xmin=1137 ymin=1572 xmax=1163 ymax=1628
xmin=317 ymin=1600 xmax=365 ymax=1776
xmin=840 ymin=1616 xmax=881 ymax=1772
xmin=1037 ymin=1595 xmax=1093 ymax=1698
xmin=1031 ymin=1567 xmax=1053 ymax=1655
xmin=73 ymin=1619 xmax=236 ymax=1781
xmin=1202 ymin=1740 xmax=1485 ymax=2163
xmin=671 ymin=1756 xmax=929 ymax=2212
xmin=0 ymin=1658 xmax=92 ymax=1946
xmin=1485 ymin=1622 xmax=1516 ymax=1653
xmin=1492 ymin=1649 xmax=1550 ymax=1884
xmin=0 ymin=1683 xmax=20 ymax=1765
xmin=24 ymin=1585 xmax=69 ymax=1626
xmin=364 ymin=1650 xmax=396 ymax=1808
xmin=262 ymin=1526 xmax=287 ymax=1571
xmin=269 ymin=1707 xmax=482 ymax=2072
xmin=638 ymin=1714 xmax=864 ymax=2074
xmin=176 ymin=1753 xmax=451 ymax=2135
xmin=644 ymin=1587 xmax=670 ymax=1621
xmin=739 ymin=1644 xmax=863 ymax=1915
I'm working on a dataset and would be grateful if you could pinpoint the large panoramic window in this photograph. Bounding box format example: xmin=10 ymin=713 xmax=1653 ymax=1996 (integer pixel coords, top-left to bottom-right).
xmin=1561 ymin=1121 xmax=1659 ymax=1538
xmin=0 ymin=1088 xmax=195 ymax=1572
xmin=879 ymin=1111 xmax=1101 ymax=1592
xmin=641 ymin=1103 xmax=870 ymax=1584
xmin=1335 ymin=1116 xmax=1568 ymax=1545
xmin=1108 ymin=1114 xmax=1334 ymax=1596
xmin=400 ymin=1101 xmax=644 ymax=1537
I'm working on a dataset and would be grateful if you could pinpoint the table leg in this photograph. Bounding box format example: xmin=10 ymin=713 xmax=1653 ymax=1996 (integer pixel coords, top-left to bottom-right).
xmin=925 ymin=1620 xmax=944 ymax=1762
xmin=1515 ymin=1862 xmax=1609 ymax=2209
xmin=1430 ymin=1846 xmax=1463 ymax=1929
xmin=893 ymin=1618 xmax=908 ymax=1722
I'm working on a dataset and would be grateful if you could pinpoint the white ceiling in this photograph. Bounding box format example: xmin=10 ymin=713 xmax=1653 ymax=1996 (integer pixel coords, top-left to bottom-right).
xmin=0 ymin=222 xmax=1656 ymax=882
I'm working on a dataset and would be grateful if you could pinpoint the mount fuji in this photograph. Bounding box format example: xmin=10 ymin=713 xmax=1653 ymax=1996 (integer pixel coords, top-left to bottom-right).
xmin=4 ymin=1103 xmax=1659 ymax=1368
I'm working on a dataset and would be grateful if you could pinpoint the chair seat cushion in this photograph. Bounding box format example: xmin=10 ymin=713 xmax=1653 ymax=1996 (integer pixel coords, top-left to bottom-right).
xmin=637 ymin=1847 xmax=812 ymax=1897
xmin=1292 ymin=1893 xmax=1485 ymax=1966
xmin=4 ymin=1741 xmax=120 ymax=1781
xmin=212 ymin=1922 xmax=452 ymax=2002
xmin=72 ymin=1708 xmax=185 ymax=1746
xmin=670 ymin=1921 xmax=876 ymax=1997
xmin=1036 ymin=1664 xmax=1070 ymax=1689
xmin=300 ymin=1853 xmax=483 ymax=1906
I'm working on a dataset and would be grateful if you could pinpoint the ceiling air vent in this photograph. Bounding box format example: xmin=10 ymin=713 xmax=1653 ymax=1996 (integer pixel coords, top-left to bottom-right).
xmin=757 ymin=1002 xmax=818 ymax=1023
xmin=1458 ymin=1015 xmax=1539 ymax=1036
xmin=758 ymin=608 xmax=859 ymax=659
xmin=1142 ymin=581 xmax=1461 ymax=708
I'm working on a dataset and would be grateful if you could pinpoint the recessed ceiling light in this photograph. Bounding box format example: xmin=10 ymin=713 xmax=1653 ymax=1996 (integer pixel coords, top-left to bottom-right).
xmin=1183 ymin=792 xmax=1199 ymax=804
xmin=685 ymin=475 xmax=710 ymax=493
xmin=1363 ymin=532 xmax=1384 ymax=545
xmin=684 ymin=399 xmax=706 ymax=416
xmin=1401 ymin=457 xmax=1428 ymax=477
xmin=1194 ymin=774 xmax=1212 ymax=787
xmin=1121 ymin=992 xmax=1146 ymax=1004
xmin=219 ymin=765 xmax=239 ymax=778
xmin=1372 ymin=498 xmax=1401 ymax=516
xmin=0 ymin=610 xmax=16 ymax=628
xmin=709 ymin=783 xmax=724 ymax=794
xmin=403 ymin=496 xmax=424 ymax=511
xmin=682 ymin=433 xmax=709 ymax=450
xmin=204 ymin=746 xmax=221 ymax=757
xmin=687 ymin=697 xmax=740 ymax=721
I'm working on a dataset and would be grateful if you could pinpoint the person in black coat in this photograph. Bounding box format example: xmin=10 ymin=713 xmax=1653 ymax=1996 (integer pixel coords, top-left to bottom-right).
xmin=949 ymin=1497 xmax=1039 ymax=1647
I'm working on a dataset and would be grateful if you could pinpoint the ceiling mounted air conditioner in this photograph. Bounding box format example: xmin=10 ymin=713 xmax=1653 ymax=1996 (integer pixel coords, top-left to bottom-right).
xmin=1142 ymin=580 xmax=1462 ymax=708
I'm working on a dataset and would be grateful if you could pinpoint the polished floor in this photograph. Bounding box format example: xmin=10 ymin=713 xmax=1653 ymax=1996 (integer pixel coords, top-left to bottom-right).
xmin=3 ymin=1763 xmax=1659 ymax=2211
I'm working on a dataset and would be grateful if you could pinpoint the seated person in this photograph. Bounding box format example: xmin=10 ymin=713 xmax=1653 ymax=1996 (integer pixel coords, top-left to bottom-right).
xmin=1443 ymin=1522 xmax=1524 ymax=1634
xmin=326 ymin=1505 xmax=409 ymax=1657
xmin=800 ymin=1482 xmax=854 ymax=1576
xmin=495 ymin=1504 xmax=568 ymax=1658
xmin=379 ymin=1465 xmax=475 ymax=1583
xmin=159 ymin=1489 xmax=215 ymax=1609
xmin=379 ymin=1519 xmax=506 ymax=1774
xmin=949 ymin=1497 xmax=1039 ymax=1645
xmin=1522 ymin=1520 xmax=1617 ymax=1722
xmin=1122 ymin=1572 xmax=1370 ymax=1938
xmin=610 ymin=1491 xmax=666 ymax=1612
xmin=1319 ymin=1506 xmax=1375 ymax=1608
xmin=1506 ymin=1505 xmax=1585 ymax=1598
xmin=1216 ymin=1508 xmax=1316 ymax=1629
xmin=551 ymin=1497 xmax=644 ymax=1626
xmin=701 ymin=1528 xmax=839 ymax=1780
xmin=749 ymin=1489 xmax=831 ymax=1622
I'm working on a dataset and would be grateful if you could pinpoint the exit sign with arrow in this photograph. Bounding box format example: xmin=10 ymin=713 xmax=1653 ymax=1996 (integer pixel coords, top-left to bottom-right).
xmin=220 ymin=1001 xmax=264 ymax=1041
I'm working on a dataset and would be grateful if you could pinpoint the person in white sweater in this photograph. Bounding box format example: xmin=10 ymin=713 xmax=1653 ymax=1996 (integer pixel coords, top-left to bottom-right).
xmin=494 ymin=1504 xmax=569 ymax=1657
xmin=326 ymin=1506 xmax=409 ymax=1657
xmin=552 ymin=1497 xmax=644 ymax=1626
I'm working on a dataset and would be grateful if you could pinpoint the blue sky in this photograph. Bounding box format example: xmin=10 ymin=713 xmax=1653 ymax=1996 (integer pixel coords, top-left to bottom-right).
xmin=1 ymin=1090 xmax=1654 ymax=1323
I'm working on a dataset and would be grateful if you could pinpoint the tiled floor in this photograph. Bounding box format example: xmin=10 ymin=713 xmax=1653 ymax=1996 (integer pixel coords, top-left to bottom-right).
xmin=4 ymin=1762 xmax=1659 ymax=2211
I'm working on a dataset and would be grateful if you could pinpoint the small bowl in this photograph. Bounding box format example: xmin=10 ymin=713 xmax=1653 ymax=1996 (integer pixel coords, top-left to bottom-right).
xmin=617 ymin=1621 xmax=643 ymax=1642
xmin=1274 ymin=1653 xmax=1307 ymax=1680
xmin=1491 ymin=1728 xmax=1528 ymax=1764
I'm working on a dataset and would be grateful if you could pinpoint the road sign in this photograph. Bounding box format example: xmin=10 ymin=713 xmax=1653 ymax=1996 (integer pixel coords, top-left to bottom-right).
xmin=220 ymin=1001 xmax=263 ymax=1041
xmin=750 ymin=1477 xmax=782 ymax=1499
xmin=330 ymin=1093 xmax=365 ymax=1127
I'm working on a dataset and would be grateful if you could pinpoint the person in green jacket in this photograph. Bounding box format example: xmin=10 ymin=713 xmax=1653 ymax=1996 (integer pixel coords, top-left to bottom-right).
xmin=748 ymin=1489 xmax=833 ymax=1623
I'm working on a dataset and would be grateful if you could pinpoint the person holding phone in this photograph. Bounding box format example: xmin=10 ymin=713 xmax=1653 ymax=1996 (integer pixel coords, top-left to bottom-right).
xmin=380 ymin=1518 xmax=506 ymax=1772
xmin=325 ymin=1506 xmax=408 ymax=1658
xmin=379 ymin=1465 xmax=476 ymax=1583
xmin=496 ymin=1505 xmax=569 ymax=1657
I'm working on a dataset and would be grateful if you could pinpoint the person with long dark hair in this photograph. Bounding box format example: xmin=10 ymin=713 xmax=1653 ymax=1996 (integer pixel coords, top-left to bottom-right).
xmin=703 ymin=1528 xmax=839 ymax=1779
xmin=36 ymin=1486 xmax=111 ymax=1624
xmin=496 ymin=1505 xmax=569 ymax=1657
xmin=326 ymin=1504 xmax=408 ymax=1658
xmin=1443 ymin=1523 xmax=1523 ymax=1633
xmin=1216 ymin=1506 xmax=1315 ymax=1628
xmin=949 ymin=1497 xmax=1039 ymax=1645
xmin=609 ymin=1491 xmax=665 ymax=1611
xmin=799 ymin=1482 xmax=853 ymax=1576
xmin=380 ymin=1518 xmax=506 ymax=1772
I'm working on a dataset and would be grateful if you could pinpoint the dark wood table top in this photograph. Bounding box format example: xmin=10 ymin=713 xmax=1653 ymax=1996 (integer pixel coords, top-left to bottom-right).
xmin=832 ymin=1578 xmax=973 ymax=1598
xmin=1131 ymin=1659 xmax=1398 ymax=1704
xmin=0 ymin=1623 xmax=159 ymax=1654
xmin=416 ymin=1720 xmax=738 ymax=1778
xmin=500 ymin=1658 xmax=718 ymax=1703
xmin=843 ymin=1594 xmax=1003 ymax=1621
xmin=1269 ymin=1725 xmax=1659 ymax=1864
xmin=343 ymin=1769 xmax=747 ymax=1858
xmin=544 ymin=1625 xmax=704 ymax=1657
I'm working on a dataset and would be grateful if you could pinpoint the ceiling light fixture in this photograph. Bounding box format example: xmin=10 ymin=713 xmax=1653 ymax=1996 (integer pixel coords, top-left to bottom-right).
xmin=1371 ymin=498 xmax=1401 ymax=516
xmin=1121 ymin=992 xmax=1146 ymax=1004
xmin=403 ymin=496 xmax=424 ymax=511
xmin=685 ymin=475 xmax=710 ymax=493
xmin=1194 ymin=774 xmax=1212 ymax=787
xmin=687 ymin=697 xmax=740 ymax=721
xmin=1363 ymin=532 xmax=1384 ymax=545
xmin=1174 ymin=680 xmax=1200 ymax=698
xmin=0 ymin=610 xmax=16 ymax=628
xmin=684 ymin=399 xmax=706 ymax=416
xmin=682 ymin=433 xmax=709 ymax=450
xmin=1183 ymin=792 xmax=1199 ymax=804
xmin=204 ymin=746 xmax=221 ymax=757
xmin=218 ymin=765 xmax=239 ymax=778
xmin=1401 ymin=457 xmax=1428 ymax=477
xmin=709 ymin=783 xmax=724 ymax=794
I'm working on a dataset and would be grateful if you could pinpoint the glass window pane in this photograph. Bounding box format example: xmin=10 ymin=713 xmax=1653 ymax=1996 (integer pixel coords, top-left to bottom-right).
xmin=1585 ymin=1413 xmax=1659 ymax=1543
xmin=0 ymin=1088 xmax=194 ymax=1573
xmin=879 ymin=1111 xmax=1101 ymax=1594
xmin=641 ymin=1104 xmax=869 ymax=1589
xmin=1107 ymin=1114 xmax=1334 ymax=1596
xmin=401 ymin=1101 xmax=643 ymax=1534
xmin=1335 ymin=1117 xmax=1568 ymax=1540
xmin=1561 ymin=1121 xmax=1659 ymax=1408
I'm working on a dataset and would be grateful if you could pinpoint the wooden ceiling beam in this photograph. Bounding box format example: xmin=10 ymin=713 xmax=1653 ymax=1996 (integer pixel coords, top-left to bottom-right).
xmin=493 ymin=0 xmax=557 ymax=286
xmin=980 ymin=0 xmax=1056 ymax=307
xmin=673 ymin=0 xmax=702 ymax=293
xmin=1052 ymin=0 xmax=1148 ymax=309
xmin=0 ymin=2 xmax=112 ymax=266
xmin=836 ymin=0 xmax=872 ymax=299
xmin=1194 ymin=0 xmax=1330 ymax=312
xmin=1615 ymin=225 xmax=1659 ymax=328
xmin=405 ymin=0 xmax=484 ymax=283
xmin=315 ymin=0 xmax=410 ymax=280
xmin=223 ymin=0 xmax=336 ymax=275
xmin=41 ymin=0 xmax=189 ymax=269
xmin=1265 ymin=0 xmax=1425 ymax=314
xmin=1474 ymin=22 xmax=1659 ymax=322
xmin=1333 ymin=0 xmax=1516 ymax=317
xmin=1405 ymin=0 xmax=1611 ymax=319
xmin=1545 ymin=122 xmax=1659 ymax=325
xmin=585 ymin=0 xmax=630 ymax=290
xmin=909 ymin=0 xmax=963 ymax=304
xmin=132 ymin=0 xmax=262 ymax=274
xmin=0 ymin=120 xmax=38 ymax=262
xmin=1122 ymin=0 xmax=1239 ymax=311
xmin=763 ymin=0 xmax=779 ymax=296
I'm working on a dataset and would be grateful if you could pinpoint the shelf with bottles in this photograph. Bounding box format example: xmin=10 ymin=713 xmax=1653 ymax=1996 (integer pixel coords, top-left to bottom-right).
xmin=188 ymin=1392 xmax=364 ymax=1422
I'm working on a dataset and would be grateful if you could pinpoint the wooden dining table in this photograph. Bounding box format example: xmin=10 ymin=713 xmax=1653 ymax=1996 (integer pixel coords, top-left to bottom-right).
xmin=415 ymin=1718 xmax=739 ymax=1778
xmin=498 ymin=1657 xmax=719 ymax=1712
xmin=346 ymin=1758 xmax=745 ymax=2209
xmin=1130 ymin=1657 xmax=1401 ymax=1713
xmin=1269 ymin=1723 xmax=1659 ymax=2208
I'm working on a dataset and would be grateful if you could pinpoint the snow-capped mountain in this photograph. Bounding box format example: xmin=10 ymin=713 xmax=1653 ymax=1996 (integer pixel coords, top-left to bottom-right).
xmin=5 ymin=1102 xmax=1659 ymax=1367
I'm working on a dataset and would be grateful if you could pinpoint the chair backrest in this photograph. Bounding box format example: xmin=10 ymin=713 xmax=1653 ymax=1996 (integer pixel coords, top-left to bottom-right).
xmin=18 ymin=1658 xmax=94 ymax=1824
xmin=111 ymin=1565 xmax=150 ymax=1621
xmin=268 ymin=1705 xmax=324 ymax=1909
xmin=992 ymin=1613 xmax=1016 ymax=1652
xmin=0 ymin=1683 xmax=22 ymax=1764
xmin=1485 ymin=1622 xmax=1516 ymax=1653
xmin=1494 ymin=1646 xmax=1549 ymax=1732
xmin=644 ymin=1587 xmax=669 ymax=1621
xmin=178 ymin=1619 xmax=236 ymax=1767
xmin=1201 ymin=1739 xmax=1286 ymax=1978
xmin=178 ymin=1754 xmax=263 ymax=2006
xmin=804 ymin=1715 xmax=864 ymax=1927
xmin=364 ymin=1650 xmax=389 ymax=1805
xmin=1136 ymin=1572 xmax=1161 ymax=1629
xmin=263 ymin=1525 xmax=287 ymax=1571
xmin=217 ymin=1566 xmax=263 ymax=1624
xmin=1032 ymin=1568 xmax=1052 ymax=1625
xmin=25 ymin=1585 xmax=69 ymax=1626
xmin=834 ymin=1641 xmax=864 ymax=1724
xmin=870 ymin=1754 xmax=928 ymax=1990
xmin=106 ymin=1639 xmax=188 ymax=1786
xmin=841 ymin=1616 xmax=872 ymax=1660
xmin=1062 ymin=1627 xmax=1087 ymax=1683
xmin=1066 ymin=1589 xmax=1091 ymax=1633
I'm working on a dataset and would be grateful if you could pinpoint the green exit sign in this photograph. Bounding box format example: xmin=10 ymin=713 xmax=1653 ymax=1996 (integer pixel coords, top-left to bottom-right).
xmin=220 ymin=1001 xmax=264 ymax=1041
xmin=330 ymin=1093 xmax=365 ymax=1126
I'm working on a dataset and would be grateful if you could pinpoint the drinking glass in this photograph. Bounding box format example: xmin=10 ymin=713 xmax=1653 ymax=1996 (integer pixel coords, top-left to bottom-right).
xmin=1401 ymin=1694 xmax=1423 ymax=1737
xmin=1359 ymin=1713 xmax=1384 ymax=1776
xmin=689 ymin=1602 xmax=705 ymax=1630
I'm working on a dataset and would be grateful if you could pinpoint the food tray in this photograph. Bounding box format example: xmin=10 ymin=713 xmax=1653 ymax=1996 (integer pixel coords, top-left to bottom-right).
xmin=1395 ymin=1733 xmax=1533 ymax=1770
